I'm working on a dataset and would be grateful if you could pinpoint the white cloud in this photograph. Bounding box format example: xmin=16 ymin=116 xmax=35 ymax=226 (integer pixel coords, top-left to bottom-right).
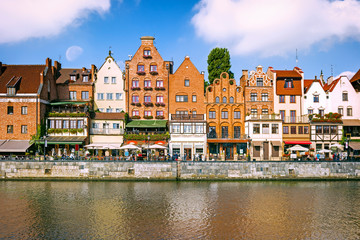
xmin=66 ymin=46 xmax=83 ymax=61
xmin=0 ymin=0 xmax=110 ymax=44
xmin=335 ymin=71 xmax=355 ymax=80
xmin=192 ymin=0 xmax=360 ymax=57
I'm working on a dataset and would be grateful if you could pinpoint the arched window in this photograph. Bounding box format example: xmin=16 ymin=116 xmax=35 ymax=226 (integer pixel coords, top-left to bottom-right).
xmin=229 ymin=97 xmax=234 ymax=103
xmin=215 ymin=97 xmax=219 ymax=103
xmin=223 ymin=97 xmax=227 ymax=103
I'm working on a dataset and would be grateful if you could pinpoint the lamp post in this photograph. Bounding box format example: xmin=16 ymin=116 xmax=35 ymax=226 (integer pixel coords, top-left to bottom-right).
xmin=43 ymin=135 xmax=47 ymax=161
xmin=147 ymin=135 xmax=150 ymax=161
xmin=247 ymin=135 xmax=251 ymax=161
xmin=346 ymin=136 xmax=350 ymax=161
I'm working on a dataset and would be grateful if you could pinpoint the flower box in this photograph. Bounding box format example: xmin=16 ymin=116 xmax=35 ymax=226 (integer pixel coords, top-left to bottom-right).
xmin=131 ymin=116 xmax=140 ymax=119
xmin=155 ymin=103 xmax=165 ymax=107
xmin=135 ymin=103 xmax=141 ymax=107
xmin=144 ymin=87 xmax=153 ymax=91
xmin=155 ymin=87 xmax=166 ymax=91
xmin=144 ymin=116 xmax=154 ymax=119
xmin=136 ymin=71 xmax=145 ymax=75
xmin=155 ymin=116 xmax=165 ymax=119
xmin=143 ymin=102 xmax=153 ymax=107
xmin=150 ymin=71 xmax=158 ymax=75
xmin=131 ymin=87 xmax=140 ymax=91
xmin=143 ymin=55 xmax=152 ymax=59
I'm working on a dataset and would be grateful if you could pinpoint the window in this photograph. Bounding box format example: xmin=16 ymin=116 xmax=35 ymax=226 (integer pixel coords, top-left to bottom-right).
xmin=150 ymin=65 xmax=157 ymax=72
xmin=298 ymin=126 xmax=303 ymax=134
xmin=132 ymin=95 xmax=139 ymax=103
xmin=116 ymin=93 xmax=122 ymax=100
xmin=221 ymin=110 xmax=228 ymax=119
xmin=234 ymin=126 xmax=241 ymax=138
xmin=184 ymin=79 xmax=190 ymax=86
xmin=7 ymin=106 xmax=13 ymax=115
xmin=137 ymin=65 xmax=144 ymax=72
xmin=69 ymin=91 xmax=76 ymax=100
xmin=342 ymin=92 xmax=348 ymax=101
xmin=156 ymin=96 xmax=163 ymax=103
xmin=253 ymin=124 xmax=260 ymax=134
xmin=172 ymin=124 xmax=180 ymax=133
xmin=81 ymin=91 xmax=89 ymax=100
xmin=63 ymin=120 xmax=69 ymax=129
xmin=132 ymin=110 xmax=139 ymax=116
xmin=56 ymin=120 xmax=62 ymax=128
xmin=7 ymin=87 xmax=15 ymax=95
xmin=192 ymin=95 xmax=197 ymax=102
xmin=290 ymin=110 xmax=296 ymax=123
xmin=83 ymin=75 xmax=89 ymax=82
xmin=113 ymin=123 xmax=120 ymax=129
xmin=21 ymin=125 xmax=27 ymax=134
xmin=144 ymin=96 xmax=151 ymax=103
xmin=98 ymin=108 xmax=104 ymax=112
xmin=7 ymin=125 xmax=13 ymax=134
xmin=196 ymin=124 xmax=204 ymax=133
xmin=144 ymin=80 xmax=151 ymax=87
xmin=132 ymin=80 xmax=139 ymax=87
xmin=208 ymin=126 xmax=216 ymax=138
xmin=106 ymin=108 xmax=112 ymax=113
xmin=291 ymin=126 xmax=296 ymax=134
xmin=323 ymin=125 xmax=330 ymax=134
xmin=221 ymin=126 xmax=228 ymax=138
xmin=338 ymin=107 xmax=343 ymax=115
xmin=262 ymin=109 xmax=268 ymax=115
xmin=111 ymin=77 xmax=116 ymax=84
xmin=70 ymin=75 xmax=76 ymax=81
xmin=116 ymin=108 xmax=121 ymax=112
xmin=182 ymin=124 xmax=191 ymax=133
xmin=104 ymin=77 xmax=109 ymax=84
xmin=262 ymin=124 xmax=270 ymax=134
xmin=223 ymin=97 xmax=227 ymax=103
xmin=272 ymin=124 xmax=279 ymax=134
xmin=77 ymin=120 xmax=83 ymax=129
xmin=92 ymin=123 xmax=99 ymax=129
xmin=192 ymin=111 xmax=197 ymax=115
xmin=279 ymin=95 xmax=285 ymax=103
xmin=156 ymin=80 xmax=163 ymax=87
xmin=330 ymin=126 xmax=337 ymax=134
xmin=97 ymin=93 xmax=104 ymax=100
xmin=251 ymin=108 xmax=258 ymax=115
xmin=347 ymin=107 xmax=352 ymax=116
xmin=144 ymin=110 xmax=151 ymax=116
xmin=230 ymin=97 xmax=234 ymax=103
xmin=313 ymin=95 xmax=319 ymax=103
xmin=215 ymin=97 xmax=219 ymax=103
xmin=261 ymin=93 xmax=268 ymax=101
xmin=209 ymin=111 xmax=216 ymax=119
xmin=280 ymin=110 xmax=285 ymax=120
xmin=283 ymin=126 xmax=289 ymax=134
xmin=250 ymin=93 xmax=257 ymax=101
xmin=316 ymin=126 xmax=322 ymax=134
xmin=144 ymin=50 xmax=151 ymax=56
xmin=304 ymin=126 xmax=309 ymax=134
xmin=319 ymin=109 xmax=324 ymax=117
xmin=21 ymin=106 xmax=27 ymax=115
xmin=290 ymin=95 xmax=295 ymax=103
xmin=234 ymin=111 xmax=241 ymax=119
xmin=308 ymin=109 xmax=313 ymax=115
xmin=176 ymin=95 xmax=188 ymax=102
xmin=156 ymin=111 xmax=163 ymax=116
xmin=223 ymin=88 xmax=226 ymax=92
xmin=256 ymin=78 xmax=263 ymax=86
xmin=106 ymin=93 xmax=113 ymax=100
xmin=176 ymin=111 xmax=188 ymax=115
xmin=49 ymin=120 xmax=55 ymax=128
xmin=284 ymin=79 xmax=293 ymax=88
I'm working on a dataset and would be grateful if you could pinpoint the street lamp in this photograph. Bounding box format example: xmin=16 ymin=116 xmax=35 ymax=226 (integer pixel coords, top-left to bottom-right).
xmin=43 ymin=135 xmax=47 ymax=161
xmin=247 ymin=135 xmax=251 ymax=161
xmin=147 ymin=135 xmax=150 ymax=161
xmin=346 ymin=136 xmax=350 ymax=161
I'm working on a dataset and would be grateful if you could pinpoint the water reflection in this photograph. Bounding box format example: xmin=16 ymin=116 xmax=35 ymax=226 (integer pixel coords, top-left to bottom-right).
xmin=0 ymin=181 xmax=359 ymax=239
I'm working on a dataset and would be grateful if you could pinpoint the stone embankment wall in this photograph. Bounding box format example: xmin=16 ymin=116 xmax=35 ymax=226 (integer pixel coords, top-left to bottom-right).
xmin=0 ymin=161 xmax=359 ymax=180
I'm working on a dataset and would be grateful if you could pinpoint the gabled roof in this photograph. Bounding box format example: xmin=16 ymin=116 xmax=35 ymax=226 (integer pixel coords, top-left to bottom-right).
xmin=350 ymin=68 xmax=360 ymax=83
xmin=323 ymin=77 xmax=340 ymax=92
xmin=304 ymin=79 xmax=313 ymax=93
xmin=273 ymin=70 xmax=302 ymax=79
xmin=56 ymin=68 xmax=92 ymax=85
xmin=94 ymin=112 xmax=125 ymax=120
xmin=0 ymin=65 xmax=45 ymax=94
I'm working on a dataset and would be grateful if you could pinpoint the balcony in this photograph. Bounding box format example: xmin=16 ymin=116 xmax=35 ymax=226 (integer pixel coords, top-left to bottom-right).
xmin=47 ymin=128 xmax=87 ymax=136
xmin=171 ymin=114 xmax=204 ymax=121
xmin=246 ymin=114 xmax=281 ymax=121
xmin=283 ymin=116 xmax=309 ymax=123
xmin=207 ymin=133 xmax=248 ymax=140
xmin=90 ymin=128 xmax=124 ymax=135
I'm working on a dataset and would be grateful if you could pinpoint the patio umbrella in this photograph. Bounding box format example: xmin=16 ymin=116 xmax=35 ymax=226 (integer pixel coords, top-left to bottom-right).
xmin=330 ymin=143 xmax=343 ymax=149
xmin=149 ymin=144 xmax=167 ymax=149
xmin=317 ymin=149 xmax=332 ymax=153
xmin=288 ymin=145 xmax=309 ymax=152
xmin=119 ymin=144 xmax=141 ymax=150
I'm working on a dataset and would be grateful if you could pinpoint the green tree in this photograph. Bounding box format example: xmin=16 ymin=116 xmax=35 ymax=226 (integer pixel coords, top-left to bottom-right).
xmin=207 ymin=47 xmax=234 ymax=85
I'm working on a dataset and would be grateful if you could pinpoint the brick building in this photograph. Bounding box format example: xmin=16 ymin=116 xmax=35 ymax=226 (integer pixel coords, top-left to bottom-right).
xmin=205 ymin=72 xmax=247 ymax=160
xmin=0 ymin=58 xmax=57 ymax=153
xmin=125 ymin=36 xmax=173 ymax=120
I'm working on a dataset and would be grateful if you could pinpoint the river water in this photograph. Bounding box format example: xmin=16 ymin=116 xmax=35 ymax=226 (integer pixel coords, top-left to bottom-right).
xmin=0 ymin=181 xmax=359 ymax=240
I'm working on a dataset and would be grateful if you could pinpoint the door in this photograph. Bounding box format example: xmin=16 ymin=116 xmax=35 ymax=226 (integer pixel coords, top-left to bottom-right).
xmin=223 ymin=144 xmax=233 ymax=160
xmin=263 ymin=142 xmax=269 ymax=160
xmin=184 ymin=148 xmax=192 ymax=160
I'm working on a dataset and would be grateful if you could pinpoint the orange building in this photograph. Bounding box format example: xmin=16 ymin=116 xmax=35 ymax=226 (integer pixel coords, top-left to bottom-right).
xmin=169 ymin=56 xmax=205 ymax=115
xmin=125 ymin=36 xmax=173 ymax=120
xmin=205 ymin=72 xmax=247 ymax=160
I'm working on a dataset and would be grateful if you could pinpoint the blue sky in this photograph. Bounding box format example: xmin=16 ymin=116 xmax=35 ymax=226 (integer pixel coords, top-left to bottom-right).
xmin=1 ymin=0 xmax=360 ymax=82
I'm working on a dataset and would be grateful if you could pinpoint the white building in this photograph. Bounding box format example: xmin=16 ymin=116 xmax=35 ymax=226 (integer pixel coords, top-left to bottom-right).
xmin=169 ymin=113 xmax=207 ymax=160
xmin=303 ymin=77 xmax=328 ymax=116
xmin=94 ymin=51 xmax=125 ymax=113
xmin=245 ymin=114 xmax=283 ymax=161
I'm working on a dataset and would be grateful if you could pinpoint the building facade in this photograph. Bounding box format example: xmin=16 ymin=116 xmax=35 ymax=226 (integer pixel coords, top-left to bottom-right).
xmin=205 ymin=72 xmax=247 ymax=161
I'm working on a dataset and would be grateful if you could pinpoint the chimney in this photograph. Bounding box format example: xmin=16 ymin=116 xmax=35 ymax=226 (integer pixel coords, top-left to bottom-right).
xmin=242 ymin=70 xmax=248 ymax=80
xmin=46 ymin=58 xmax=52 ymax=68
xmin=91 ymin=64 xmax=96 ymax=81
xmin=54 ymin=61 xmax=61 ymax=71
xmin=140 ymin=36 xmax=155 ymax=45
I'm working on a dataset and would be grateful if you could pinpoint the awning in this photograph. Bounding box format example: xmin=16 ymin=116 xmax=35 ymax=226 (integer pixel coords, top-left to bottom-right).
xmin=349 ymin=142 xmax=360 ymax=150
xmin=126 ymin=120 xmax=167 ymax=128
xmin=284 ymin=141 xmax=311 ymax=145
xmin=0 ymin=140 xmax=32 ymax=152
xmin=271 ymin=141 xmax=282 ymax=146
xmin=49 ymin=101 xmax=87 ymax=106
xmin=252 ymin=141 xmax=262 ymax=146
xmin=342 ymin=119 xmax=360 ymax=126
xmin=44 ymin=136 xmax=87 ymax=145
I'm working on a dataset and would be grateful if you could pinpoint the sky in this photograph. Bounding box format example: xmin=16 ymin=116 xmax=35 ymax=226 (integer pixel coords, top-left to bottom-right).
xmin=1 ymin=0 xmax=360 ymax=82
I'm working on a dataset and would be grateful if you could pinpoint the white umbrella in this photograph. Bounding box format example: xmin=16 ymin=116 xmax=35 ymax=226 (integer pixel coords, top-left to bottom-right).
xmin=318 ymin=149 xmax=332 ymax=153
xmin=330 ymin=143 xmax=343 ymax=149
xmin=288 ymin=145 xmax=309 ymax=152
xmin=119 ymin=144 xmax=141 ymax=150
xmin=149 ymin=144 xmax=167 ymax=149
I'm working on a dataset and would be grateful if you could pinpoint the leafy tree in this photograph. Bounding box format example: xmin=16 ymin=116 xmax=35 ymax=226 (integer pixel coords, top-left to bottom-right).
xmin=207 ymin=48 xmax=234 ymax=85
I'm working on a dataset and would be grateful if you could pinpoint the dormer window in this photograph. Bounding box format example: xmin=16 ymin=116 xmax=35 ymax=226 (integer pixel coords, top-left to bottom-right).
xmin=7 ymin=87 xmax=15 ymax=96
xmin=82 ymin=75 xmax=89 ymax=82
xmin=70 ymin=75 xmax=76 ymax=81
xmin=284 ymin=79 xmax=294 ymax=88
xmin=143 ymin=49 xmax=152 ymax=58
